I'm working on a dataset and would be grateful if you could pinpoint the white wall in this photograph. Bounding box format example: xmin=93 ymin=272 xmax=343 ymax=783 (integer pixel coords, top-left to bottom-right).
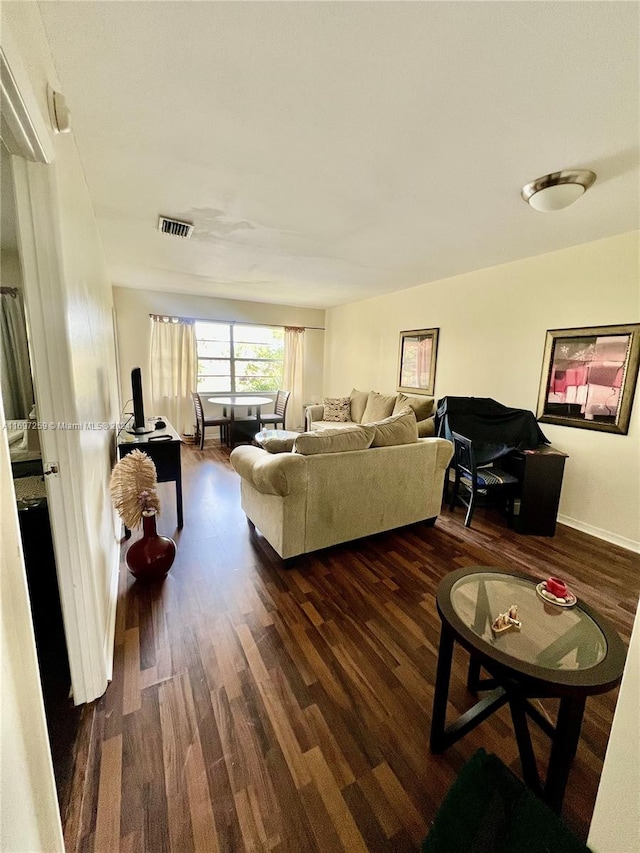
xmin=112 ymin=286 xmax=325 ymax=429
xmin=588 ymin=605 xmax=640 ymax=853
xmin=4 ymin=0 xmax=121 ymax=683
xmin=324 ymin=232 xmax=640 ymax=550
xmin=1 ymin=394 xmax=65 ymax=853
xmin=1 ymin=2 xmax=121 ymax=847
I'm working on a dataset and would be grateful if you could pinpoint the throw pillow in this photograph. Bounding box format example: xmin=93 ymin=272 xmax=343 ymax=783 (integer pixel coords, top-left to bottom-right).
xmin=349 ymin=388 xmax=369 ymax=424
xmin=361 ymin=391 xmax=397 ymax=423
xmin=418 ymin=418 xmax=436 ymax=437
xmin=294 ymin=425 xmax=375 ymax=455
xmin=393 ymin=392 xmax=434 ymax=422
xmin=261 ymin=436 xmax=297 ymax=454
xmin=368 ymin=407 xmax=419 ymax=447
xmin=323 ymin=397 xmax=351 ymax=422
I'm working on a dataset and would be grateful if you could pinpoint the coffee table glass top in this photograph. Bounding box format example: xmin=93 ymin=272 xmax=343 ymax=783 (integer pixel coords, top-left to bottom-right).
xmin=450 ymin=572 xmax=607 ymax=671
xmin=255 ymin=429 xmax=300 ymax=443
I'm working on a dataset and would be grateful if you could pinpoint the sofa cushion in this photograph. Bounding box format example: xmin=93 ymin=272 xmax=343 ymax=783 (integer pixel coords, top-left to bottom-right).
xmin=368 ymin=407 xmax=419 ymax=447
xmin=310 ymin=420 xmax=362 ymax=431
xmin=394 ymin=393 xmax=435 ymax=421
xmin=361 ymin=391 xmax=397 ymax=423
xmin=294 ymin=425 xmax=375 ymax=455
xmin=261 ymin=435 xmax=297 ymax=454
xmin=323 ymin=396 xmax=351 ymax=422
xmin=418 ymin=417 xmax=436 ymax=437
xmin=349 ymin=388 xmax=369 ymax=424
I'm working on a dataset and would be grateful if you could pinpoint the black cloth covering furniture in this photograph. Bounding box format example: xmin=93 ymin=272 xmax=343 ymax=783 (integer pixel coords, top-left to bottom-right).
xmin=436 ymin=396 xmax=549 ymax=464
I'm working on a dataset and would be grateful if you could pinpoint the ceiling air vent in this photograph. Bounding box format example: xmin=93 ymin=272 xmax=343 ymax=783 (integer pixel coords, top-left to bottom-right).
xmin=158 ymin=216 xmax=194 ymax=239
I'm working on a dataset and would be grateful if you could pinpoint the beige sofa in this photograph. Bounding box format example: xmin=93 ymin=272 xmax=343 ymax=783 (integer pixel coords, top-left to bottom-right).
xmin=230 ymin=417 xmax=453 ymax=559
xmin=305 ymin=388 xmax=436 ymax=437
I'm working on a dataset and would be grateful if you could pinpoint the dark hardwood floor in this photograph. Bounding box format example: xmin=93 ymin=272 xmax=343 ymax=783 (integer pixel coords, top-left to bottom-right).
xmin=63 ymin=440 xmax=640 ymax=852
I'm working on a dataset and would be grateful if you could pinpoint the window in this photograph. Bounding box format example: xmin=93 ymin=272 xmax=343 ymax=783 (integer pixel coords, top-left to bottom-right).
xmin=195 ymin=321 xmax=284 ymax=394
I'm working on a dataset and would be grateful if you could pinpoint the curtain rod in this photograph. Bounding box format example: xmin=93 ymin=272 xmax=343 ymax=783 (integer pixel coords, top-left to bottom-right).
xmin=149 ymin=313 xmax=325 ymax=331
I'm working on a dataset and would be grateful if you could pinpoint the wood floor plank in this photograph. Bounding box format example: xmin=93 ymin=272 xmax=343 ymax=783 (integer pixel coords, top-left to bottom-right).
xmin=93 ymin=735 xmax=122 ymax=853
xmin=122 ymin=627 xmax=141 ymax=715
xmin=304 ymin=746 xmax=369 ymax=853
xmin=235 ymin=622 xmax=312 ymax=790
xmin=64 ymin=440 xmax=640 ymax=852
xmin=184 ymin=735 xmax=220 ymax=853
xmin=158 ymin=674 xmax=197 ymax=853
xmin=372 ymin=761 xmax=428 ymax=846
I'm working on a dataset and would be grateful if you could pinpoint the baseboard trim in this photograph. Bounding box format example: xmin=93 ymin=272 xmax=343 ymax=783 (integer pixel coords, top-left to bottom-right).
xmin=557 ymin=514 xmax=640 ymax=554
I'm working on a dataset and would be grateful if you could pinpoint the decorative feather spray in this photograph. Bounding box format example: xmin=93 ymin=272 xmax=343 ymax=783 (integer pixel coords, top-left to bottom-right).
xmin=109 ymin=449 xmax=160 ymax=529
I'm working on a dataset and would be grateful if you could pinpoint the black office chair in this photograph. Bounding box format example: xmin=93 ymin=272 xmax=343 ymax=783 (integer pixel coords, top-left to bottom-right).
xmin=449 ymin=431 xmax=519 ymax=528
xmin=192 ymin=392 xmax=230 ymax=449
xmin=259 ymin=390 xmax=291 ymax=430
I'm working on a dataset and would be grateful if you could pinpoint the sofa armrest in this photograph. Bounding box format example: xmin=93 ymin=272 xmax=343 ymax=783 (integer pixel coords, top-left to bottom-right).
xmin=431 ymin=437 xmax=454 ymax=468
xmin=230 ymin=446 xmax=307 ymax=496
xmin=304 ymin=404 xmax=325 ymax=431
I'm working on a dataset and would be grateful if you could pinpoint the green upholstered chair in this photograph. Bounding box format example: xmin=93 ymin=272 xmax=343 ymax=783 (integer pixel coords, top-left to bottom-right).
xmin=423 ymin=749 xmax=590 ymax=853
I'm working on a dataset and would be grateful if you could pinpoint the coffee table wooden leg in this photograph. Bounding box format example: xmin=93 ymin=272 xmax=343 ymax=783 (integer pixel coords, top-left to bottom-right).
xmin=430 ymin=622 xmax=455 ymax=752
xmin=509 ymin=691 xmax=542 ymax=797
xmin=544 ymin=696 xmax=586 ymax=813
xmin=467 ymin=655 xmax=482 ymax=693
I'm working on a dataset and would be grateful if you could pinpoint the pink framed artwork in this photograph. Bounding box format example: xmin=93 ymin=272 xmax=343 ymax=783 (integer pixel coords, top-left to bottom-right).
xmin=536 ymin=324 xmax=640 ymax=434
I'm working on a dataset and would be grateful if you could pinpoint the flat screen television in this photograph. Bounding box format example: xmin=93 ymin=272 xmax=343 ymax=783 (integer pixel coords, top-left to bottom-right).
xmin=126 ymin=367 xmax=153 ymax=434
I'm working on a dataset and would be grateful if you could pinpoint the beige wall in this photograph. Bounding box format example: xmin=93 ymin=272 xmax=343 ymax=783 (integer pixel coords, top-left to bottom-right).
xmin=324 ymin=232 xmax=640 ymax=550
xmin=112 ymin=286 xmax=325 ymax=429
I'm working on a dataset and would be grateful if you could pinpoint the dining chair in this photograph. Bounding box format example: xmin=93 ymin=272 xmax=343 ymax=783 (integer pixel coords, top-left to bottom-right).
xmin=192 ymin=392 xmax=230 ymax=449
xmin=259 ymin=390 xmax=291 ymax=430
xmin=449 ymin=431 xmax=519 ymax=528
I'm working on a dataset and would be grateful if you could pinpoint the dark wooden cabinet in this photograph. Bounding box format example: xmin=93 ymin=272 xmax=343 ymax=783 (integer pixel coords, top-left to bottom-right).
xmin=502 ymin=445 xmax=568 ymax=536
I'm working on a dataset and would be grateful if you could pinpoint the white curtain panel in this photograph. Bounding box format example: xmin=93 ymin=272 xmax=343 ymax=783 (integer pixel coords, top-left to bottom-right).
xmin=1 ymin=292 xmax=34 ymax=420
xmin=283 ymin=327 xmax=305 ymax=430
xmin=149 ymin=317 xmax=197 ymax=436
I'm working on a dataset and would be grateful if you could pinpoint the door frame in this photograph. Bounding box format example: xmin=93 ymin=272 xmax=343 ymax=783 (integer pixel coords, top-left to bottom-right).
xmin=1 ymin=27 xmax=109 ymax=705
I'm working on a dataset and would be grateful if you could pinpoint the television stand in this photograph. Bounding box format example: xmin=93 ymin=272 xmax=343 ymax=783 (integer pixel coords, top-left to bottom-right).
xmin=117 ymin=417 xmax=183 ymax=533
xmin=126 ymin=424 xmax=154 ymax=435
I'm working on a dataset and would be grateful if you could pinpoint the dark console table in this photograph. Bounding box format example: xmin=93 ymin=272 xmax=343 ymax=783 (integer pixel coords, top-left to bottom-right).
xmin=502 ymin=445 xmax=568 ymax=536
xmin=117 ymin=417 xmax=183 ymax=531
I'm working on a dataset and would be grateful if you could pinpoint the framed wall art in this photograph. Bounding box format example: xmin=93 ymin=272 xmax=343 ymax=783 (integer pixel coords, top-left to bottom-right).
xmin=536 ymin=324 xmax=640 ymax=434
xmin=397 ymin=328 xmax=439 ymax=396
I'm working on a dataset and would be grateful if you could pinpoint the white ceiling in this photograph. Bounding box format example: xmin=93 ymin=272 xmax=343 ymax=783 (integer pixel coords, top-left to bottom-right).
xmin=39 ymin=1 xmax=639 ymax=309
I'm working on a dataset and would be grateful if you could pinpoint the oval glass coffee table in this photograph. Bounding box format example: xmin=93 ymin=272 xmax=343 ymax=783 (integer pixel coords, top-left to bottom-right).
xmin=430 ymin=566 xmax=626 ymax=812
xmin=254 ymin=428 xmax=300 ymax=448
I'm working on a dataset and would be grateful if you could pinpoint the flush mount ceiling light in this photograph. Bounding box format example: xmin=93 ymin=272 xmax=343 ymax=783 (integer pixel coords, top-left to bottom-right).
xmin=521 ymin=169 xmax=597 ymax=212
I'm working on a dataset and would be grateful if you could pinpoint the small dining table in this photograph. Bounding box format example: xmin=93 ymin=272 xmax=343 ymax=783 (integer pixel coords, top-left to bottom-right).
xmin=208 ymin=395 xmax=273 ymax=447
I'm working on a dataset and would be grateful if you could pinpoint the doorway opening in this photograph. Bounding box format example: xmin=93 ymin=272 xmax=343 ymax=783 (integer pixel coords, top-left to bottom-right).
xmin=1 ymin=140 xmax=82 ymax=806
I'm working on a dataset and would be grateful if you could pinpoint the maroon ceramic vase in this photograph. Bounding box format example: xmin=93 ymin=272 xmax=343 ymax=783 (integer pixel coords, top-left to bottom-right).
xmin=125 ymin=511 xmax=176 ymax=581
